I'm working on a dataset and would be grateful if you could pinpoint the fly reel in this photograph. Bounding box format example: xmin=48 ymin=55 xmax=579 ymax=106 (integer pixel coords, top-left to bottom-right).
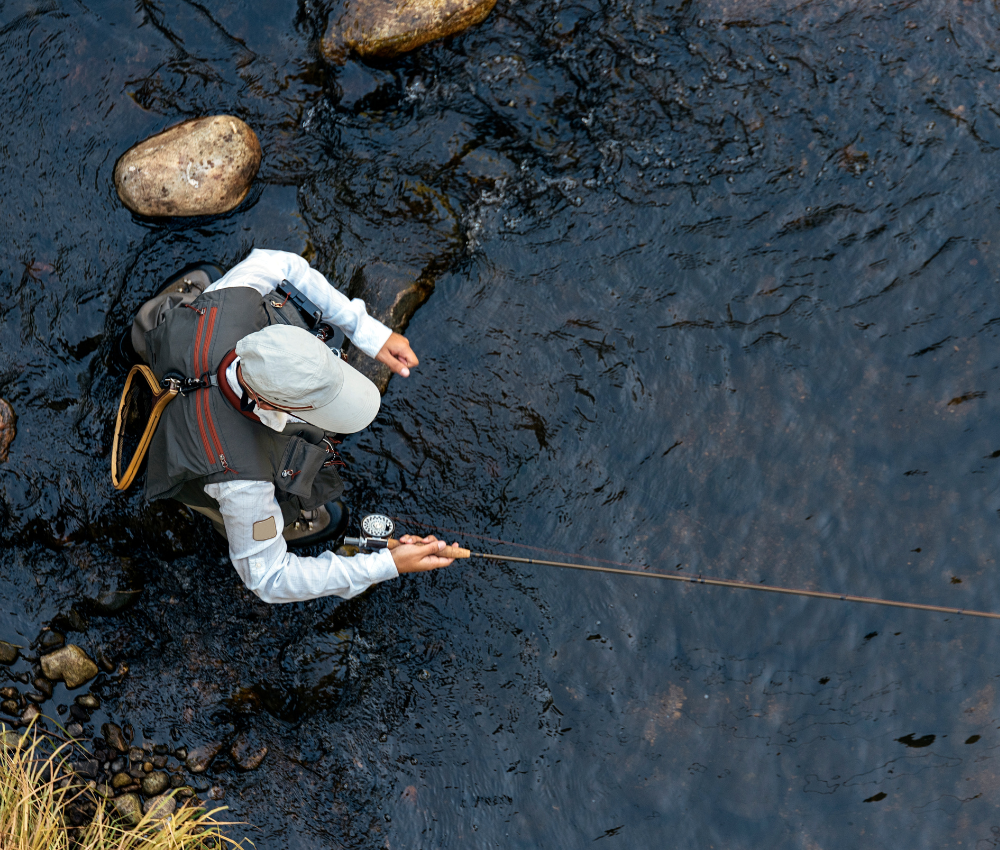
xmin=344 ymin=514 xmax=395 ymax=551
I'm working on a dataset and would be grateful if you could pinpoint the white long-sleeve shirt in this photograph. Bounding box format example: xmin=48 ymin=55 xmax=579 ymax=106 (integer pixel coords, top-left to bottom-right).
xmin=200 ymin=249 xmax=398 ymax=603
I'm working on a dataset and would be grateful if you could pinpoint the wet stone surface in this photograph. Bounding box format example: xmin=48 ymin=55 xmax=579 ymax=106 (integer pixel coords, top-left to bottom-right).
xmin=113 ymin=116 xmax=262 ymax=217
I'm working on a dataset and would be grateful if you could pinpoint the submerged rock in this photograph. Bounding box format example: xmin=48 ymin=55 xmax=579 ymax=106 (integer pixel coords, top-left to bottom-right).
xmin=113 ymin=793 xmax=143 ymax=826
xmin=324 ymin=0 xmax=496 ymax=59
xmin=143 ymin=793 xmax=177 ymax=820
xmin=101 ymin=722 xmax=128 ymax=753
xmin=185 ymin=741 xmax=223 ymax=773
xmin=141 ymin=771 xmax=170 ymax=796
xmin=0 ymin=399 xmax=15 ymax=462
xmin=40 ymin=646 xmax=98 ymax=689
xmin=345 ymin=262 xmax=434 ymax=394
xmin=230 ymin=730 xmax=268 ymax=771
xmin=113 ymin=116 xmax=262 ymax=217
xmin=0 ymin=642 xmax=17 ymax=665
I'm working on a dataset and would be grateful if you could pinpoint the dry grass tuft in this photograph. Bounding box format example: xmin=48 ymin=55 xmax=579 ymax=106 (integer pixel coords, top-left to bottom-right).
xmin=0 ymin=723 xmax=250 ymax=850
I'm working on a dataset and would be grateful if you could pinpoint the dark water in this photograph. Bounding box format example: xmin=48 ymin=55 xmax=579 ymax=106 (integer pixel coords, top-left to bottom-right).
xmin=4 ymin=0 xmax=1000 ymax=845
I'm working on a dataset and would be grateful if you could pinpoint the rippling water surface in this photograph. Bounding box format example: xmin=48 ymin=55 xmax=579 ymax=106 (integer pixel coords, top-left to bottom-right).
xmin=4 ymin=0 xmax=1000 ymax=846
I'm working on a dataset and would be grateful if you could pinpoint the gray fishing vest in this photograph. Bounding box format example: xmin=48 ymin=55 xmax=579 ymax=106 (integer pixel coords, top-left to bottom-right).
xmin=143 ymin=286 xmax=344 ymax=525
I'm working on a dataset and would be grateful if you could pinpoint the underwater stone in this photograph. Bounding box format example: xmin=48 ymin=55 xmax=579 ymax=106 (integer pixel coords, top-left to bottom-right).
xmin=76 ymin=694 xmax=100 ymax=710
xmin=40 ymin=645 xmax=98 ymax=689
xmin=0 ymin=642 xmax=17 ymax=665
xmin=229 ymin=730 xmax=268 ymax=771
xmin=38 ymin=631 xmax=65 ymax=652
xmin=113 ymin=793 xmax=143 ymax=826
xmin=345 ymin=262 xmax=434 ymax=394
xmin=113 ymin=116 xmax=262 ymax=217
xmin=0 ymin=399 xmax=15 ymax=462
xmin=20 ymin=705 xmax=39 ymax=724
xmin=323 ymin=0 xmax=496 ymax=60
xmin=101 ymin=722 xmax=128 ymax=753
xmin=185 ymin=741 xmax=223 ymax=773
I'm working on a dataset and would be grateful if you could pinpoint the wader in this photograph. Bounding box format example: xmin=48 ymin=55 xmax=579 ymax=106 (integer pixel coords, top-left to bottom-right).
xmin=130 ymin=266 xmax=347 ymax=545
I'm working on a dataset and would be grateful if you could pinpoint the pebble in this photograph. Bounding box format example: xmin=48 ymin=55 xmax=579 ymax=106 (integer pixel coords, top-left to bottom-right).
xmin=170 ymin=773 xmax=185 ymax=788
xmin=32 ymin=678 xmax=53 ymax=698
xmin=88 ymin=589 xmax=141 ymax=616
xmin=95 ymin=648 xmax=114 ymax=673
xmin=0 ymin=641 xmax=19 ymax=665
xmin=143 ymin=793 xmax=177 ymax=820
xmin=0 ymin=399 xmax=15 ymax=462
xmin=101 ymin=723 xmax=128 ymax=753
xmin=66 ymin=722 xmax=84 ymax=738
xmin=95 ymin=783 xmax=114 ymax=799
xmin=230 ymin=730 xmax=268 ymax=771
xmin=143 ymin=761 xmax=153 ymax=773
xmin=76 ymin=694 xmax=100 ymax=710
xmin=176 ymin=786 xmax=195 ymax=798
xmin=71 ymin=758 xmax=99 ymax=778
xmin=0 ymin=687 xmax=16 ymax=699
xmin=323 ymin=0 xmax=497 ymax=60
xmin=0 ymin=728 xmax=23 ymax=749
xmin=110 ymin=757 xmax=125 ymax=774
xmin=112 ymin=793 xmax=143 ymax=826
xmin=141 ymin=771 xmax=170 ymax=796
xmin=25 ymin=692 xmax=46 ymax=704
xmin=69 ymin=704 xmax=90 ymax=721
xmin=38 ymin=631 xmax=65 ymax=652
xmin=111 ymin=772 xmax=132 ymax=789
xmin=113 ymin=115 xmax=262 ymax=217
xmin=185 ymin=741 xmax=222 ymax=774
xmin=128 ymin=765 xmax=145 ymax=779
xmin=173 ymin=746 xmax=187 ymax=760
xmin=152 ymin=754 xmax=168 ymax=769
xmin=1 ymin=700 xmax=18 ymax=716
xmin=21 ymin=705 xmax=39 ymax=724
xmin=40 ymin=645 xmax=98 ymax=689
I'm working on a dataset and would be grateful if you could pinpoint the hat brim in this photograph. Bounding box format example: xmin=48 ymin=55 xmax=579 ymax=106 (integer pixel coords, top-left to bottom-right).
xmin=297 ymin=358 xmax=381 ymax=434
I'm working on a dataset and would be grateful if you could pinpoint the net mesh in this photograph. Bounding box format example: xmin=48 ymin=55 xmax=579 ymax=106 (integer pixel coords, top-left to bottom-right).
xmin=114 ymin=369 xmax=157 ymax=485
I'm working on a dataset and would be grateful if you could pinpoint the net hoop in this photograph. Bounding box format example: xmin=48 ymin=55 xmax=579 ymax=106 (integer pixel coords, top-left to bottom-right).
xmin=111 ymin=365 xmax=178 ymax=491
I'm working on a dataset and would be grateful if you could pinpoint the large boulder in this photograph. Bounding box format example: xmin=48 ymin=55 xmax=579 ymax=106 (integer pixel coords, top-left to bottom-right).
xmin=39 ymin=645 xmax=98 ymax=689
xmin=323 ymin=0 xmax=496 ymax=60
xmin=113 ymin=116 xmax=261 ymax=217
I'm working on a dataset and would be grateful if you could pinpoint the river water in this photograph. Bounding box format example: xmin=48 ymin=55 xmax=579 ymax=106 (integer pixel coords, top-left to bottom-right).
xmin=3 ymin=0 xmax=1000 ymax=846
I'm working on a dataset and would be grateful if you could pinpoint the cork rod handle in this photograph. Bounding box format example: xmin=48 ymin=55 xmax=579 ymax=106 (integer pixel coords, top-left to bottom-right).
xmin=386 ymin=538 xmax=471 ymax=559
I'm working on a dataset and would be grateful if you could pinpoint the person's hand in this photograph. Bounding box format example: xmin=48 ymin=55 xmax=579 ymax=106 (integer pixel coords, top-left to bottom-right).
xmin=392 ymin=534 xmax=457 ymax=573
xmin=376 ymin=332 xmax=418 ymax=378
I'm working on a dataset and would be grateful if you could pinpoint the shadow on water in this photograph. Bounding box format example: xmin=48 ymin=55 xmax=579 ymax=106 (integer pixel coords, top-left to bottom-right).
xmin=4 ymin=0 xmax=1000 ymax=846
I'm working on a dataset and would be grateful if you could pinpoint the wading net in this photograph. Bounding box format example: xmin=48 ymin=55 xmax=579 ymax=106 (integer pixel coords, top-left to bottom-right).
xmin=111 ymin=365 xmax=177 ymax=490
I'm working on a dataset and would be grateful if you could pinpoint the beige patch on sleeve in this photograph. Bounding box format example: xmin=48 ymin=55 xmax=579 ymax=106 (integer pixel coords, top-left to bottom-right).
xmin=252 ymin=516 xmax=278 ymax=541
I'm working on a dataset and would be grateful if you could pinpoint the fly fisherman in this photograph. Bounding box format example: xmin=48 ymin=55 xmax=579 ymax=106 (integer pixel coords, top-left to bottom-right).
xmin=132 ymin=248 xmax=456 ymax=602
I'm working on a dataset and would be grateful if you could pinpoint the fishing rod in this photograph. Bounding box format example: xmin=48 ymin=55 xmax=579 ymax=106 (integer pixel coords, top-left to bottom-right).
xmin=345 ymin=514 xmax=1000 ymax=621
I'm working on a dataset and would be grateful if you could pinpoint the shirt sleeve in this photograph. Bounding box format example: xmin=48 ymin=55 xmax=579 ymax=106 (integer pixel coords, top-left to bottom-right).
xmin=204 ymin=479 xmax=398 ymax=604
xmin=204 ymin=248 xmax=392 ymax=358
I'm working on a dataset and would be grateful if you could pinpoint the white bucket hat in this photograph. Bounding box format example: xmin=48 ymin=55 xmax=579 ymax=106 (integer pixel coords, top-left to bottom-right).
xmin=236 ymin=325 xmax=380 ymax=434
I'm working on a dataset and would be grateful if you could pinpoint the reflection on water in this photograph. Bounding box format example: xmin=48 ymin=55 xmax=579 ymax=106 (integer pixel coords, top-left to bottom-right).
xmin=3 ymin=0 xmax=1000 ymax=846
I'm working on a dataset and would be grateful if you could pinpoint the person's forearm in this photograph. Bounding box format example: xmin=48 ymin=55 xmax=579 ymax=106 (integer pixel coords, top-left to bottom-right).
xmin=205 ymin=248 xmax=391 ymax=357
xmin=205 ymin=479 xmax=398 ymax=603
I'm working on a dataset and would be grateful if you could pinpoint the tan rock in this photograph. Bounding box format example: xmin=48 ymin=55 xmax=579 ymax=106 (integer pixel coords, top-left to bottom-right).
xmin=113 ymin=116 xmax=261 ymax=217
xmin=142 ymin=793 xmax=177 ymax=820
xmin=0 ymin=399 xmax=15 ymax=462
xmin=323 ymin=0 xmax=496 ymax=60
xmin=112 ymin=793 xmax=142 ymax=826
xmin=40 ymin=645 xmax=98 ymax=689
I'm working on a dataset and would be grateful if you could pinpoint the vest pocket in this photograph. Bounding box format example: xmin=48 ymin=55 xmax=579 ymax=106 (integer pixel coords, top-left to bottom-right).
xmin=275 ymin=437 xmax=328 ymax=498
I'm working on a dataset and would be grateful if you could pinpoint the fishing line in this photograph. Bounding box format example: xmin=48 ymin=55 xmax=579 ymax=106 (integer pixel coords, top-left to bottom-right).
xmin=363 ymin=514 xmax=1000 ymax=621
